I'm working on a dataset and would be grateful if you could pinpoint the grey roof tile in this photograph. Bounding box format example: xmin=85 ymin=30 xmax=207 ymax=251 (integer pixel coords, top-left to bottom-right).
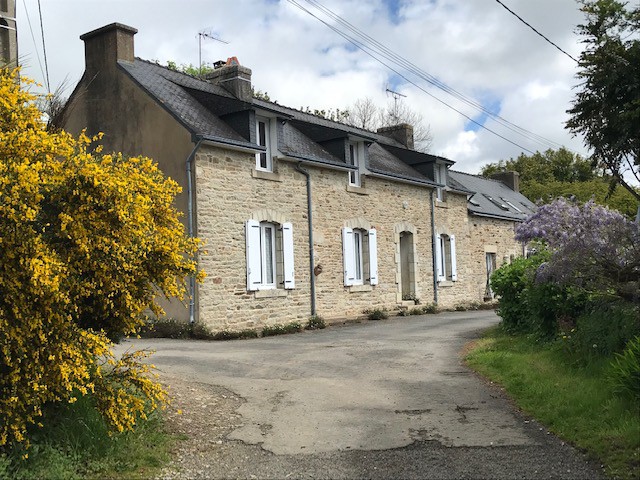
xmin=118 ymin=59 xmax=254 ymax=148
xmin=449 ymin=170 xmax=535 ymax=221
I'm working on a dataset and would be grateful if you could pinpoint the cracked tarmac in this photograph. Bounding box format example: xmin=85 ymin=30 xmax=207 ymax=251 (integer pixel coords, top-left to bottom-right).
xmin=119 ymin=311 xmax=604 ymax=479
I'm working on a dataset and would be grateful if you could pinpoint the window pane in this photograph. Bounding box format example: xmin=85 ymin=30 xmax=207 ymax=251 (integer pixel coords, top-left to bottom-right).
xmin=258 ymin=121 xmax=267 ymax=147
xmin=262 ymin=225 xmax=275 ymax=285
xmin=354 ymin=231 xmax=362 ymax=280
xmin=440 ymin=237 xmax=447 ymax=278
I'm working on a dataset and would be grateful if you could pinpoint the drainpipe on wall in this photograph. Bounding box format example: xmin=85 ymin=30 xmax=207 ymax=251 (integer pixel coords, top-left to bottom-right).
xmin=294 ymin=162 xmax=317 ymax=316
xmin=186 ymin=136 xmax=204 ymax=324
xmin=430 ymin=189 xmax=438 ymax=305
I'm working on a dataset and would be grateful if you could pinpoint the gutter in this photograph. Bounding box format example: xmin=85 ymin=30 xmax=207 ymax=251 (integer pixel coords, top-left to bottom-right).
xmin=186 ymin=136 xmax=204 ymax=324
xmin=430 ymin=189 xmax=438 ymax=305
xmin=294 ymin=162 xmax=317 ymax=317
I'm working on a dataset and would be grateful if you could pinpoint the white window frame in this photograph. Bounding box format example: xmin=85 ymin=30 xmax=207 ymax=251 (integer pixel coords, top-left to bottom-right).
xmin=255 ymin=116 xmax=272 ymax=172
xmin=434 ymin=163 xmax=446 ymax=201
xmin=246 ymin=220 xmax=295 ymax=291
xmin=343 ymin=227 xmax=378 ymax=287
xmin=435 ymin=233 xmax=457 ymax=282
xmin=347 ymin=141 xmax=360 ymax=187
xmin=260 ymin=223 xmax=277 ymax=288
xmin=353 ymin=230 xmax=364 ymax=284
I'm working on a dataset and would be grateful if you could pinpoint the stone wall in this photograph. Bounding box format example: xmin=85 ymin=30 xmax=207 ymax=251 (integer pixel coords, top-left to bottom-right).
xmin=466 ymin=216 xmax=524 ymax=303
xmin=194 ymin=145 xmax=438 ymax=331
xmin=432 ymin=194 xmax=524 ymax=308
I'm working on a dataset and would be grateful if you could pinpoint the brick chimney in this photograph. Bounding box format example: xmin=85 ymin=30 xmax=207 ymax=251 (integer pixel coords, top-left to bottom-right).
xmin=491 ymin=171 xmax=520 ymax=193
xmin=205 ymin=57 xmax=252 ymax=103
xmin=80 ymin=23 xmax=137 ymax=75
xmin=377 ymin=123 xmax=414 ymax=150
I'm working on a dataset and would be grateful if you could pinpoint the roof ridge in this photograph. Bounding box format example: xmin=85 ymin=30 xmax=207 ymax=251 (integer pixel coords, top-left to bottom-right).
xmin=450 ymin=169 xmax=509 ymax=186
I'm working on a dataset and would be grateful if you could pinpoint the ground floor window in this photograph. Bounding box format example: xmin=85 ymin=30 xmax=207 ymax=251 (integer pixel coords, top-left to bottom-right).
xmin=342 ymin=227 xmax=378 ymax=286
xmin=435 ymin=233 xmax=457 ymax=282
xmin=246 ymin=220 xmax=295 ymax=291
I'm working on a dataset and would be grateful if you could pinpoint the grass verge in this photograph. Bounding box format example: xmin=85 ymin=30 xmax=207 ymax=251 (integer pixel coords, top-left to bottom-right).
xmin=465 ymin=326 xmax=639 ymax=480
xmin=0 ymin=394 xmax=173 ymax=480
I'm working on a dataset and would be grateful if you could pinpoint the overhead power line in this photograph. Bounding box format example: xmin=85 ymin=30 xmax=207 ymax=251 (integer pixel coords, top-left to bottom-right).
xmin=37 ymin=0 xmax=50 ymax=92
xmin=21 ymin=0 xmax=47 ymax=86
xmin=494 ymin=0 xmax=578 ymax=63
xmin=288 ymin=0 xmax=568 ymax=154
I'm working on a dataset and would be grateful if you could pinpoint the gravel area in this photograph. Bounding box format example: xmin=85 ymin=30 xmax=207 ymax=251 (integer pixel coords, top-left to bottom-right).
xmin=155 ymin=374 xmax=604 ymax=480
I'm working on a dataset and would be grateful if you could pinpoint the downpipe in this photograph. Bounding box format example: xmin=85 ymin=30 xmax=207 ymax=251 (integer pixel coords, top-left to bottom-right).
xmin=186 ymin=136 xmax=204 ymax=324
xmin=294 ymin=162 xmax=317 ymax=316
xmin=430 ymin=189 xmax=438 ymax=305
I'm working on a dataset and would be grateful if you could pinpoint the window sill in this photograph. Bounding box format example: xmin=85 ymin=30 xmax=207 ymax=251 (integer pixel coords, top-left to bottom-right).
xmin=347 ymin=284 xmax=373 ymax=293
xmin=254 ymin=289 xmax=288 ymax=298
xmin=252 ymin=169 xmax=282 ymax=182
xmin=438 ymin=280 xmax=454 ymax=288
xmin=435 ymin=200 xmax=448 ymax=208
xmin=346 ymin=185 xmax=369 ymax=195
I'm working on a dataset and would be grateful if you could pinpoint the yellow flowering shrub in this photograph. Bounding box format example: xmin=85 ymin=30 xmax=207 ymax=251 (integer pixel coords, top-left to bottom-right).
xmin=0 ymin=68 xmax=204 ymax=447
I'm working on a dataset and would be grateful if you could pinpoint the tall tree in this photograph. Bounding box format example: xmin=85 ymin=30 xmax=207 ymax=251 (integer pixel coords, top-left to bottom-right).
xmin=566 ymin=0 xmax=640 ymax=202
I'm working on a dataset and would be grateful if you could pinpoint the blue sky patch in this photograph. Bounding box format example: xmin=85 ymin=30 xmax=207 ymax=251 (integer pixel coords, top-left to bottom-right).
xmin=464 ymin=96 xmax=502 ymax=132
xmin=382 ymin=0 xmax=403 ymax=24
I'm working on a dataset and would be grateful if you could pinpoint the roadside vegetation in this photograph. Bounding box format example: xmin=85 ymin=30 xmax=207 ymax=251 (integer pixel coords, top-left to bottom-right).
xmin=466 ymin=199 xmax=639 ymax=479
xmin=0 ymin=68 xmax=202 ymax=476
xmin=469 ymin=3 xmax=639 ymax=475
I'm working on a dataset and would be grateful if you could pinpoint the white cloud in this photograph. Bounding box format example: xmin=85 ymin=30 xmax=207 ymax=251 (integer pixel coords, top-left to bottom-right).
xmin=16 ymin=0 xmax=592 ymax=174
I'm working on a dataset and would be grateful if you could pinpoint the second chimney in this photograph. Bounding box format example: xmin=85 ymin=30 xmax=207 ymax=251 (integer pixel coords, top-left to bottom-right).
xmin=490 ymin=171 xmax=520 ymax=193
xmin=205 ymin=57 xmax=253 ymax=103
xmin=377 ymin=123 xmax=414 ymax=150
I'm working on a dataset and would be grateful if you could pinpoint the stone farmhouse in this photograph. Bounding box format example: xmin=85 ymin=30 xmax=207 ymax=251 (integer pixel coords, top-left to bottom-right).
xmin=61 ymin=23 xmax=535 ymax=332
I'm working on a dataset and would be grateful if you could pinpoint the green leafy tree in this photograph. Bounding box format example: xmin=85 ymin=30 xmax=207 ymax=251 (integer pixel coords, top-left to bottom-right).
xmin=566 ymin=0 xmax=640 ymax=202
xmin=481 ymin=148 xmax=639 ymax=217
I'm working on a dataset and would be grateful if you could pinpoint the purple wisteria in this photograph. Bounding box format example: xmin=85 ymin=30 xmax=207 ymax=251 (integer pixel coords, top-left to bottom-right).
xmin=515 ymin=199 xmax=640 ymax=302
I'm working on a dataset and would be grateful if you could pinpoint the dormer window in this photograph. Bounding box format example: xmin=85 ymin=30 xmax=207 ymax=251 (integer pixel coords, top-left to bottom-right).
xmin=347 ymin=141 xmax=361 ymax=186
xmin=434 ymin=163 xmax=447 ymax=201
xmin=256 ymin=116 xmax=272 ymax=172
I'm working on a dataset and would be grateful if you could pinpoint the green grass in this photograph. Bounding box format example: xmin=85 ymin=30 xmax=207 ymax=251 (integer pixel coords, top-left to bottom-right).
xmin=0 ymin=394 xmax=173 ymax=479
xmin=465 ymin=326 xmax=640 ymax=480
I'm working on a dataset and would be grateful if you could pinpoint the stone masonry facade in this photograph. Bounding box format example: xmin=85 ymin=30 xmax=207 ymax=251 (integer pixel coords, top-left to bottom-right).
xmin=61 ymin=23 xmax=536 ymax=333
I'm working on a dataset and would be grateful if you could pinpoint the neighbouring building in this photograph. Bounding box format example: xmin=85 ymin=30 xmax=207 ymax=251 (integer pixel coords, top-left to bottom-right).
xmin=0 ymin=0 xmax=17 ymax=68
xmin=61 ymin=23 xmax=535 ymax=332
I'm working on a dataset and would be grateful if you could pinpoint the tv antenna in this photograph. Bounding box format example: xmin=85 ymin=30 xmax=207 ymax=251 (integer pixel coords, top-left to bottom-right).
xmin=198 ymin=30 xmax=229 ymax=74
xmin=385 ymin=87 xmax=406 ymax=123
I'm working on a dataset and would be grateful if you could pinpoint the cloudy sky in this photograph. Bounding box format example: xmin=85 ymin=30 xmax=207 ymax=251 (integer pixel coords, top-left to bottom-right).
xmin=16 ymin=0 xmax=590 ymax=173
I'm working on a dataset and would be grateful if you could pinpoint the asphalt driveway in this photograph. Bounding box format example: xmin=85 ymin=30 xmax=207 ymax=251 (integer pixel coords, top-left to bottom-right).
xmin=118 ymin=310 xmax=602 ymax=479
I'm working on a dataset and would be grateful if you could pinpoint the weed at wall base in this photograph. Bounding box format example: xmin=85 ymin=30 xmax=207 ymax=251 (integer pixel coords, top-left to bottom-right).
xmin=261 ymin=322 xmax=303 ymax=337
xmin=364 ymin=308 xmax=389 ymax=320
xmin=305 ymin=315 xmax=326 ymax=330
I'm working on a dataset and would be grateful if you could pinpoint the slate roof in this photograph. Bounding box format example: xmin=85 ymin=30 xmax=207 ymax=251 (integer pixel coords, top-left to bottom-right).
xmin=117 ymin=58 xmax=446 ymax=188
xmin=119 ymin=59 xmax=256 ymax=149
xmin=448 ymin=171 xmax=536 ymax=221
